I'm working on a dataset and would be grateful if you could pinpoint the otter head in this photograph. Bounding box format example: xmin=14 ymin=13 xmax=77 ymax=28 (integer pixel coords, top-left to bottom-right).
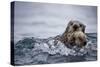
xmin=61 ymin=20 xmax=87 ymax=48
xmin=66 ymin=20 xmax=86 ymax=33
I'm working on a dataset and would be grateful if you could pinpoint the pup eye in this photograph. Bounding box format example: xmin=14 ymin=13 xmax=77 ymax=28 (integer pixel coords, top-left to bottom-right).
xmin=80 ymin=24 xmax=82 ymax=27
xmin=70 ymin=23 xmax=73 ymax=25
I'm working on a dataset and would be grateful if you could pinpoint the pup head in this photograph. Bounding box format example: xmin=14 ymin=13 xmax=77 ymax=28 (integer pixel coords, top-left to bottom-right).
xmin=61 ymin=20 xmax=87 ymax=47
xmin=65 ymin=20 xmax=86 ymax=33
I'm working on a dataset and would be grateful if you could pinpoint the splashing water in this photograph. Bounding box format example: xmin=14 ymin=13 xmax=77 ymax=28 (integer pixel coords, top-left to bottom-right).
xmin=14 ymin=33 xmax=97 ymax=65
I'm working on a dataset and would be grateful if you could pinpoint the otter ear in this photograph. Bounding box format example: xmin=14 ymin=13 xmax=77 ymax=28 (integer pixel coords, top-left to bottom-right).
xmin=64 ymin=21 xmax=73 ymax=33
xmin=68 ymin=21 xmax=73 ymax=25
xmin=63 ymin=25 xmax=69 ymax=33
xmin=65 ymin=21 xmax=72 ymax=32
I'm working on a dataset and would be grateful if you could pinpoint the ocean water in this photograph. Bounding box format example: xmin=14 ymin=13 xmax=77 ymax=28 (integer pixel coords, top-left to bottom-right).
xmin=14 ymin=33 xmax=97 ymax=65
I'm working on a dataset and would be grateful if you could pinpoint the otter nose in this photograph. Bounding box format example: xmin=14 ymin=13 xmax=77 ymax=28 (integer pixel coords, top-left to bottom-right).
xmin=73 ymin=24 xmax=78 ymax=29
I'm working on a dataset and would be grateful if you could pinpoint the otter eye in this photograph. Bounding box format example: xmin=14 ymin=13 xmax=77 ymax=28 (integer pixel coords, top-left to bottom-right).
xmin=80 ymin=24 xmax=82 ymax=27
xmin=70 ymin=23 xmax=73 ymax=25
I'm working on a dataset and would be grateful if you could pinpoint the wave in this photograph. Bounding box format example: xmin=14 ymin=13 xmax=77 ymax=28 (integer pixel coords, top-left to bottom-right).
xmin=14 ymin=33 xmax=97 ymax=65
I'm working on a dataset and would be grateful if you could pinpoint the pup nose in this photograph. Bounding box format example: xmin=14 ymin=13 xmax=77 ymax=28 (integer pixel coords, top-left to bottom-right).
xmin=73 ymin=24 xmax=78 ymax=29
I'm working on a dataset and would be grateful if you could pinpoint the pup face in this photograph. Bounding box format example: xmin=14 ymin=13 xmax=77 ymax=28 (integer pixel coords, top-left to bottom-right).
xmin=67 ymin=20 xmax=86 ymax=33
xmin=62 ymin=20 xmax=87 ymax=47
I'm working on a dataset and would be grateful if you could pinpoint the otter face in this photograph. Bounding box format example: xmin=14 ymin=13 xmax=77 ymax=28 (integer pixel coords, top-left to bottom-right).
xmin=62 ymin=20 xmax=87 ymax=48
xmin=67 ymin=20 xmax=86 ymax=33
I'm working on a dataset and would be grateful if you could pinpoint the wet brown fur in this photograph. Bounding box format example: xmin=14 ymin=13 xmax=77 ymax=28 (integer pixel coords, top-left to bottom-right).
xmin=59 ymin=20 xmax=87 ymax=47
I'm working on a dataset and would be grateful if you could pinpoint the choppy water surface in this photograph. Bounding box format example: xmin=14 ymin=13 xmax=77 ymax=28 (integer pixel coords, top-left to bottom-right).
xmin=14 ymin=33 xmax=97 ymax=65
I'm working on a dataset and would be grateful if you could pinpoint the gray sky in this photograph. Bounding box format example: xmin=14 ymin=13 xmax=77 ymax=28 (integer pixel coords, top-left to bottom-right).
xmin=14 ymin=1 xmax=97 ymax=42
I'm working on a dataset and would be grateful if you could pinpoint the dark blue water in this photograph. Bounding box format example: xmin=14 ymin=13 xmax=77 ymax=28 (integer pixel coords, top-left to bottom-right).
xmin=14 ymin=33 xmax=97 ymax=65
